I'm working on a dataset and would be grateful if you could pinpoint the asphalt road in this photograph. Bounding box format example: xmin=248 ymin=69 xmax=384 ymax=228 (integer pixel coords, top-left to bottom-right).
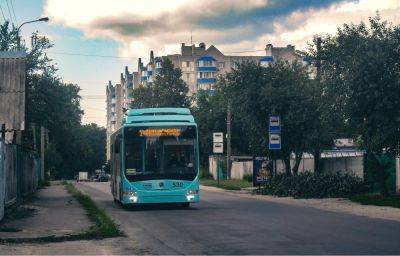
xmin=76 ymin=182 xmax=400 ymax=255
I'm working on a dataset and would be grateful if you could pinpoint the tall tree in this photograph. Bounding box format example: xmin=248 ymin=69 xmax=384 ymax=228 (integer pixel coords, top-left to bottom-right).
xmin=0 ymin=21 xmax=107 ymax=179
xmin=131 ymin=58 xmax=190 ymax=109
xmin=311 ymin=15 xmax=400 ymax=194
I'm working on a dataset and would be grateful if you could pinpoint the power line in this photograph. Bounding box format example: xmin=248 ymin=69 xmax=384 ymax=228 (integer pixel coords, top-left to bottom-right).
xmin=9 ymin=0 xmax=17 ymax=26
xmin=4 ymin=0 xmax=14 ymax=25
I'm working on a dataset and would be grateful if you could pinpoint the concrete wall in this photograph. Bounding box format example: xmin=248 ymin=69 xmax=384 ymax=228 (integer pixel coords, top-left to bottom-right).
xmin=209 ymin=153 xmax=364 ymax=180
xmin=209 ymin=156 xmax=218 ymax=180
xmin=0 ymin=140 xmax=40 ymax=221
xmin=231 ymin=161 xmax=253 ymax=179
xmin=0 ymin=140 xmax=4 ymax=220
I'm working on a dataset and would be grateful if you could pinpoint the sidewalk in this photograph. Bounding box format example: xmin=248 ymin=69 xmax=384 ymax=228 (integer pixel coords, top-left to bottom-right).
xmin=0 ymin=183 xmax=141 ymax=255
xmin=201 ymin=185 xmax=400 ymax=222
xmin=0 ymin=184 xmax=91 ymax=239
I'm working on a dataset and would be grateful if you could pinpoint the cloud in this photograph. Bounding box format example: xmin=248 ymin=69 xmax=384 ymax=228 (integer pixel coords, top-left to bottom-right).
xmin=44 ymin=0 xmax=400 ymax=62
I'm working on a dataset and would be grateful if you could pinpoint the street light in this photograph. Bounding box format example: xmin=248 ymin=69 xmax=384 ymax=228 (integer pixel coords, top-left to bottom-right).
xmin=17 ymin=17 xmax=49 ymax=49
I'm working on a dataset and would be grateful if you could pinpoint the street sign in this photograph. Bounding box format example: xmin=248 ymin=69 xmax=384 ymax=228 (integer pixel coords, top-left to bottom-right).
xmin=213 ymin=132 xmax=223 ymax=143
xmin=269 ymin=133 xmax=281 ymax=150
xmin=269 ymin=115 xmax=280 ymax=133
xmin=213 ymin=142 xmax=224 ymax=154
xmin=213 ymin=132 xmax=224 ymax=154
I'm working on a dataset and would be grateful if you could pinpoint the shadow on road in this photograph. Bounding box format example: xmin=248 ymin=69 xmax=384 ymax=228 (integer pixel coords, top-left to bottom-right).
xmin=119 ymin=203 xmax=199 ymax=212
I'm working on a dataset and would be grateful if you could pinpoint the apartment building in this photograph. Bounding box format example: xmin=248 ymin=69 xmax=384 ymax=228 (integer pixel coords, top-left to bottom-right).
xmin=106 ymin=42 xmax=311 ymax=159
xmin=164 ymin=43 xmax=309 ymax=94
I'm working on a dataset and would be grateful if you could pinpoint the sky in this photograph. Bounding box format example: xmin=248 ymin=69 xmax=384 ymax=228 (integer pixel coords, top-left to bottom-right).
xmin=3 ymin=0 xmax=400 ymax=127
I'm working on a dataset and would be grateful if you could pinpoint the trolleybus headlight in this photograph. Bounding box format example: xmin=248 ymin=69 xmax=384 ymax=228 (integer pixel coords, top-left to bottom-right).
xmin=123 ymin=191 xmax=138 ymax=203
xmin=186 ymin=189 xmax=198 ymax=201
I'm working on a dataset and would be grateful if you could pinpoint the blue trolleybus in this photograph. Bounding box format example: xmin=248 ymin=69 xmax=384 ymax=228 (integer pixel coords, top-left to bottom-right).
xmin=110 ymin=108 xmax=200 ymax=207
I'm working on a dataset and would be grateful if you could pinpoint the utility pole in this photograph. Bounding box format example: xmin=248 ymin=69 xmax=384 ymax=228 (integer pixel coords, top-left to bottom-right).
xmin=226 ymin=104 xmax=231 ymax=179
xmin=40 ymin=126 xmax=45 ymax=181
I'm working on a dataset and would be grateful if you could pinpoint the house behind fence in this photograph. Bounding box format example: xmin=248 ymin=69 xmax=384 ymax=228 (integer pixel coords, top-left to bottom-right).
xmin=0 ymin=139 xmax=40 ymax=221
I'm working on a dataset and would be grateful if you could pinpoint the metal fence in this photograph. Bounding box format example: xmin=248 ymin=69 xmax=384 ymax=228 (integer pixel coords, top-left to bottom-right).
xmin=0 ymin=139 xmax=40 ymax=221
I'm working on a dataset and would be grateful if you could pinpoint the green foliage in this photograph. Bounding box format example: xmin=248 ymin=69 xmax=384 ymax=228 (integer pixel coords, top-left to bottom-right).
xmin=364 ymin=153 xmax=396 ymax=196
xmin=131 ymin=58 xmax=190 ymax=109
xmin=201 ymin=179 xmax=252 ymax=190
xmin=258 ymin=172 xmax=367 ymax=198
xmin=1 ymin=21 xmax=107 ymax=179
xmin=38 ymin=180 xmax=51 ymax=189
xmin=194 ymin=61 xmax=325 ymax=175
xmin=199 ymin=166 xmax=212 ymax=179
xmin=65 ymin=183 xmax=121 ymax=238
xmin=243 ymin=174 xmax=253 ymax=183
xmin=309 ymin=14 xmax=400 ymax=194
xmin=350 ymin=193 xmax=400 ymax=208
xmin=191 ymin=88 xmax=228 ymax=166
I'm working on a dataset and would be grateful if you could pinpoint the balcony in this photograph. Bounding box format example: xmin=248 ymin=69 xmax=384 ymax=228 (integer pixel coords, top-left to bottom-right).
xmin=197 ymin=66 xmax=217 ymax=72
xmin=197 ymin=78 xmax=216 ymax=84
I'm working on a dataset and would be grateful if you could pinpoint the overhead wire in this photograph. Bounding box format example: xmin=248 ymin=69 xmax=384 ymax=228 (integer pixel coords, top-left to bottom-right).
xmin=4 ymin=0 xmax=14 ymax=25
xmin=9 ymin=0 xmax=17 ymax=26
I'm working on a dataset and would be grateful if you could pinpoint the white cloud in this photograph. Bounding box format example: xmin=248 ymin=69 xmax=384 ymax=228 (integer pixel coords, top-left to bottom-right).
xmin=43 ymin=0 xmax=400 ymax=126
xmin=44 ymin=0 xmax=400 ymax=60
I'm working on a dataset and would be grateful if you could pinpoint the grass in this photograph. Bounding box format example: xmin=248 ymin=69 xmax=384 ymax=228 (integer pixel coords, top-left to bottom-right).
xmin=350 ymin=193 xmax=400 ymax=208
xmin=38 ymin=179 xmax=51 ymax=189
xmin=65 ymin=183 xmax=121 ymax=238
xmin=0 ymin=182 xmax=122 ymax=244
xmin=201 ymin=178 xmax=253 ymax=190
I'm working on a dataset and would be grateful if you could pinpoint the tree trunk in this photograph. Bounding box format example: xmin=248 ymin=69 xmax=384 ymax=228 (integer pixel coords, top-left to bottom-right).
xmin=292 ymin=152 xmax=303 ymax=176
xmin=314 ymin=149 xmax=322 ymax=173
xmin=283 ymin=155 xmax=291 ymax=176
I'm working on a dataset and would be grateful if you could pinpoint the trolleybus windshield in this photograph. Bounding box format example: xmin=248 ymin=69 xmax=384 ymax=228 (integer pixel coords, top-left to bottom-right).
xmin=124 ymin=126 xmax=197 ymax=181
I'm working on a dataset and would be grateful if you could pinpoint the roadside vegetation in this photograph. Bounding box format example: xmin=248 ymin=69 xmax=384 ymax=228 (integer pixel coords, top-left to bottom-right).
xmin=65 ymin=183 xmax=121 ymax=238
xmin=201 ymin=179 xmax=252 ymax=191
xmin=255 ymin=172 xmax=367 ymax=199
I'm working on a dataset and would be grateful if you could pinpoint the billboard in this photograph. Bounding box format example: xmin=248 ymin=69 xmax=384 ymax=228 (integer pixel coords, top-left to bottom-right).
xmin=0 ymin=51 xmax=26 ymax=135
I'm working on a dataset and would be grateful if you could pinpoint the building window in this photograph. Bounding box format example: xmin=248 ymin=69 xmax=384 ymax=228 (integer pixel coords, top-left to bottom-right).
xmin=186 ymin=73 xmax=190 ymax=81
xmin=218 ymin=62 xmax=225 ymax=68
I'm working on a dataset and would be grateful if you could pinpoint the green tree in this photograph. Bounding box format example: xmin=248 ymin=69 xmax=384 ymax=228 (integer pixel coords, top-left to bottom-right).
xmin=192 ymin=88 xmax=227 ymax=166
xmin=311 ymin=15 xmax=400 ymax=194
xmin=1 ymin=21 xmax=107 ymax=179
xmin=131 ymin=58 xmax=190 ymax=108
xmin=225 ymin=61 xmax=320 ymax=175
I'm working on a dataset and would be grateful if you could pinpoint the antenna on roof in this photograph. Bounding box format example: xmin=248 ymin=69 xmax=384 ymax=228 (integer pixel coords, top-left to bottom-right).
xmin=190 ymin=30 xmax=193 ymax=45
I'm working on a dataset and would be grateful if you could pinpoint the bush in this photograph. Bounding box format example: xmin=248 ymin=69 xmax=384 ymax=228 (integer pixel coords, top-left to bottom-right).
xmin=243 ymin=174 xmax=253 ymax=183
xmin=258 ymin=172 xmax=368 ymax=198
xmin=199 ymin=166 xmax=213 ymax=179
